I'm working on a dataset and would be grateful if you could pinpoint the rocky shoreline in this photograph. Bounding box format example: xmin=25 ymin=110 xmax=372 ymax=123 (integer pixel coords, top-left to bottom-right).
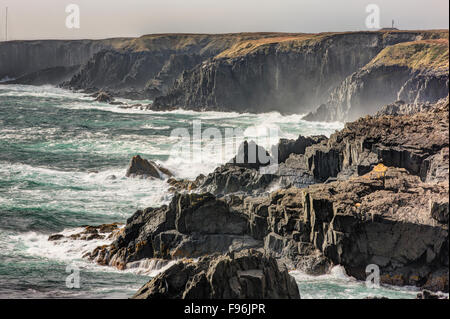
xmin=2 ymin=31 xmax=448 ymax=121
xmin=48 ymin=96 xmax=449 ymax=298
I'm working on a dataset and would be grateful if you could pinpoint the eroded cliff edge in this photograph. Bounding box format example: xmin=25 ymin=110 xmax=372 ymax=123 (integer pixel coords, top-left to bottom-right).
xmin=1 ymin=31 xmax=448 ymax=120
xmin=48 ymin=97 xmax=449 ymax=295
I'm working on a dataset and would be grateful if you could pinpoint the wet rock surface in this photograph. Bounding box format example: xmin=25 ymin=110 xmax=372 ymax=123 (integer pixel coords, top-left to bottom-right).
xmin=126 ymin=155 xmax=173 ymax=179
xmin=86 ymin=98 xmax=449 ymax=293
xmin=48 ymin=223 xmax=122 ymax=242
xmin=132 ymin=249 xmax=300 ymax=299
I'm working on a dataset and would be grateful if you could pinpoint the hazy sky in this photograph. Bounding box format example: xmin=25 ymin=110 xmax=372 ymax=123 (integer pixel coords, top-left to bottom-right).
xmin=0 ymin=0 xmax=448 ymax=40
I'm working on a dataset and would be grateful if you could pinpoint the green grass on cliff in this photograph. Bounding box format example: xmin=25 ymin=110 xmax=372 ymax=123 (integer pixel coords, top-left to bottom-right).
xmin=367 ymin=39 xmax=449 ymax=71
xmin=106 ymin=30 xmax=450 ymax=71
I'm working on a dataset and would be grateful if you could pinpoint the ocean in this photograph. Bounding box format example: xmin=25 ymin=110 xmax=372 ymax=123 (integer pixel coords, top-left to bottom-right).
xmin=0 ymin=84 xmax=418 ymax=299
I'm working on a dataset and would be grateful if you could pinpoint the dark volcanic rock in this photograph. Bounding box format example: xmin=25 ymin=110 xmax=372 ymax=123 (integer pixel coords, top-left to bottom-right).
xmin=153 ymin=31 xmax=445 ymax=114
xmin=304 ymin=41 xmax=449 ymax=122
xmin=416 ymin=290 xmax=449 ymax=299
xmin=126 ymin=155 xmax=173 ymax=179
xmin=86 ymin=98 xmax=449 ymax=293
xmin=94 ymin=91 xmax=113 ymax=103
xmin=87 ymin=193 xmax=261 ymax=269
xmin=298 ymin=97 xmax=449 ymax=183
xmin=228 ymin=141 xmax=273 ymax=170
xmin=48 ymin=223 xmax=122 ymax=242
xmin=273 ymin=135 xmax=327 ymax=164
xmin=302 ymin=166 xmax=449 ymax=290
xmin=376 ymin=100 xmax=436 ymax=116
xmin=132 ymin=249 xmax=300 ymax=299
xmin=198 ymin=164 xmax=278 ymax=196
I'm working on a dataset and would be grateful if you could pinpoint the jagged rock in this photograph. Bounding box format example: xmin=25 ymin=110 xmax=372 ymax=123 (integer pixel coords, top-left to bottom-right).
xmin=132 ymin=249 xmax=300 ymax=299
xmin=430 ymin=200 xmax=449 ymax=224
xmin=198 ymin=164 xmax=278 ymax=196
xmin=48 ymin=223 xmax=122 ymax=242
xmin=305 ymin=41 xmax=448 ymax=122
xmin=416 ymin=290 xmax=448 ymax=299
xmin=228 ymin=141 xmax=273 ymax=170
xmin=167 ymin=175 xmax=205 ymax=193
xmin=273 ymin=135 xmax=327 ymax=164
xmin=48 ymin=234 xmax=64 ymax=241
xmin=300 ymin=166 xmax=449 ymax=290
xmin=125 ymin=155 xmax=173 ymax=179
xmin=94 ymin=91 xmax=113 ymax=103
xmin=376 ymin=100 xmax=435 ymax=116
xmin=87 ymin=193 xmax=261 ymax=268
xmin=85 ymin=98 xmax=449 ymax=294
xmin=298 ymin=97 xmax=449 ymax=183
xmin=422 ymin=268 xmax=449 ymax=292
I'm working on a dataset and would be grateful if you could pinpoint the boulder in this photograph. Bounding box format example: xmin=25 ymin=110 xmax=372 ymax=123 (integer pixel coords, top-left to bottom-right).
xmin=87 ymin=193 xmax=261 ymax=268
xmin=228 ymin=141 xmax=273 ymax=170
xmin=273 ymin=135 xmax=327 ymax=164
xmin=94 ymin=91 xmax=113 ymax=103
xmin=199 ymin=164 xmax=278 ymax=196
xmin=132 ymin=249 xmax=300 ymax=299
xmin=125 ymin=155 xmax=173 ymax=179
xmin=48 ymin=223 xmax=122 ymax=242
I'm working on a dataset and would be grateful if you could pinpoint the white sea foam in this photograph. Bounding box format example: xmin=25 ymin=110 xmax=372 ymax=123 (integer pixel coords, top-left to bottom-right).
xmin=0 ymin=162 xmax=172 ymax=219
xmin=290 ymin=266 xmax=418 ymax=299
xmin=125 ymin=258 xmax=179 ymax=276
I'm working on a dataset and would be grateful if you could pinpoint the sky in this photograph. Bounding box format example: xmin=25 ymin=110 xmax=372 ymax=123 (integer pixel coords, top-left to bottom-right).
xmin=0 ymin=0 xmax=448 ymax=40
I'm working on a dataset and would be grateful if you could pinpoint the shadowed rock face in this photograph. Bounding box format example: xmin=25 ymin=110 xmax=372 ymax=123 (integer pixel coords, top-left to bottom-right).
xmin=153 ymin=31 xmax=448 ymax=115
xmin=132 ymin=249 xmax=300 ymax=299
xmin=83 ymin=94 xmax=448 ymax=293
xmin=0 ymin=39 xmax=127 ymax=82
xmin=3 ymin=31 xmax=447 ymax=115
xmin=126 ymin=155 xmax=173 ymax=179
xmin=304 ymin=39 xmax=449 ymax=122
xmin=85 ymin=193 xmax=260 ymax=269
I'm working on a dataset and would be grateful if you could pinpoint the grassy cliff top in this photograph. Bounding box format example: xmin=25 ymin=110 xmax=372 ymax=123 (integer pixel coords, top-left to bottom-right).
xmin=213 ymin=30 xmax=449 ymax=59
xmin=367 ymin=38 xmax=449 ymax=71
xmin=114 ymin=30 xmax=449 ymax=57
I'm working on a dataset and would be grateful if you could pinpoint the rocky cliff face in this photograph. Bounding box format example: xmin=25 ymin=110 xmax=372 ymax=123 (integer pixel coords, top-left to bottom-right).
xmin=0 ymin=39 xmax=124 ymax=80
xmin=72 ymin=97 xmax=449 ymax=293
xmin=3 ymin=31 xmax=447 ymax=116
xmin=304 ymin=39 xmax=449 ymax=122
xmin=133 ymin=249 xmax=300 ymax=299
xmin=154 ymin=31 xmax=443 ymax=113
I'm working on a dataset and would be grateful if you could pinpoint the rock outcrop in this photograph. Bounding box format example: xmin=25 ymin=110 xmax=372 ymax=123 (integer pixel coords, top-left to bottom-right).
xmin=86 ymin=193 xmax=261 ymax=269
xmin=132 ymin=249 xmax=300 ymax=299
xmin=3 ymin=31 xmax=447 ymax=114
xmin=300 ymin=96 xmax=449 ymax=183
xmin=87 ymin=98 xmax=448 ymax=293
xmin=48 ymin=223 xmax=122 ymax=242
xmin=154 ymin=31 xmax=448 ymax=115
xmin=0 ymin=39 xmax=122 ymax=82
xmin=126 ymin=155 xmax=173 ymax=179
xmin=93 ymin=91 xmax=114 ymax=103
xmin=305 ymin=39 xmax=449 ymax=122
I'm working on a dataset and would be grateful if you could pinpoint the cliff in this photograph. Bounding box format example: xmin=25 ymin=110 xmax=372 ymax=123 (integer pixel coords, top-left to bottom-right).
xmin=49 ymin=97 xmax=447 ymax=294
xmin=2 ymin=31 xmax=447 ymax=118
xmin=154 ymin=31 xmax=448 ymax=114
xmin=0 ymin=39 xmax=129 ymax=80
xmin=304 ymin=38 xmax=449 ymax=122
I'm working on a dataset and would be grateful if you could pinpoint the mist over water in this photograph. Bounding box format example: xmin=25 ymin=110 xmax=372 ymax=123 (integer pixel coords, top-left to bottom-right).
xmin=0 ymin=84 xmax=417 ymax=298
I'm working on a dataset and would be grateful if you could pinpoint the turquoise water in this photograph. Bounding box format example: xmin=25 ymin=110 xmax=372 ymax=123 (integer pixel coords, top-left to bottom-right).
xmin=0 ymin=84 xmax=417 ymax=299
